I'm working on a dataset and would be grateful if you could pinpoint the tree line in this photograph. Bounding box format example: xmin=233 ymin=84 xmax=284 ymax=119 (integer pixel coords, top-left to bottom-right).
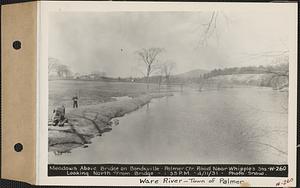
xmin=201 ymin=63 xmax=288 ymax=79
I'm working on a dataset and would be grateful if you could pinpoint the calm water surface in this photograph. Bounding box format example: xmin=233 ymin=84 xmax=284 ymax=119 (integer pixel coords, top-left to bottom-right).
xmin=49 ymin=87 xmax=288 ymax=164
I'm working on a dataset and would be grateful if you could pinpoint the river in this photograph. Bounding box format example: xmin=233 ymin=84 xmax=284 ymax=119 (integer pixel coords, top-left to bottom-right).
xmin=49 ymin=87 xmax=288 ymax=164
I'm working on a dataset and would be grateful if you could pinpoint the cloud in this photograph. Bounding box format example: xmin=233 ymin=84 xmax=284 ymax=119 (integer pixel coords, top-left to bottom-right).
xmin=49 ymin=10 xmax=292 ymax=77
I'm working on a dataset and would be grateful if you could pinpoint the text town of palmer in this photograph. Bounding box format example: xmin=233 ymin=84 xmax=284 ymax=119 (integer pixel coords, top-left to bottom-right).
xmin=139 ymin=178 xmax=245 ymax=185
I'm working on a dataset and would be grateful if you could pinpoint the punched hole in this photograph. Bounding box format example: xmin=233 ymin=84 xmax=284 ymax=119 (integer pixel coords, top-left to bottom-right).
xmin=12 ymin=40 xmax=21 ymax=50
xmin=14 ymin=143 xmax=23 ymax=152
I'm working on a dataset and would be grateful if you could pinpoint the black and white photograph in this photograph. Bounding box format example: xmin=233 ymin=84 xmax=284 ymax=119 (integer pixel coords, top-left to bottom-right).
xmin=40 ymin=2 xmax=297 ymax=186
xmin=48 ymin=9 xmax=291 ymax=164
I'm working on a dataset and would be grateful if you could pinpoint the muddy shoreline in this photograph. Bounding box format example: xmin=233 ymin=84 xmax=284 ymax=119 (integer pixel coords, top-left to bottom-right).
xmin=49 ymin=93 xmax=173 ymax=153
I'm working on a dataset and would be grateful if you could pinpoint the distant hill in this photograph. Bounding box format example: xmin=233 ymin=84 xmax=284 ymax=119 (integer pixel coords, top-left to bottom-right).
xmin=208 ymin=73 xmax=288 ymax=90
xmin=173 ymin=69 xmax=209 ymax=78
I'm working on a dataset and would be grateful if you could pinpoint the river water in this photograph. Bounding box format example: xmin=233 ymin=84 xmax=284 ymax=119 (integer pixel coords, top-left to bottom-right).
xmin=49 ymin=87 xmax=288 ymax=164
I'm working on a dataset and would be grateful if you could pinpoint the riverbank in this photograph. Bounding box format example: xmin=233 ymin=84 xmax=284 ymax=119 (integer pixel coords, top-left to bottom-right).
xmin=49 ymin=87 xmax=288 ymax=164
xmin=49 ymin=92 xmax=173 ymax=153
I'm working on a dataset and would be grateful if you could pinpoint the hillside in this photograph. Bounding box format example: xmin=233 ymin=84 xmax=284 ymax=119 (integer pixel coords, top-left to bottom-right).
xmin=174 ymin=69 xmax=209 ymax=78
xmin=207 ymin=73 xmax=288 ymax=90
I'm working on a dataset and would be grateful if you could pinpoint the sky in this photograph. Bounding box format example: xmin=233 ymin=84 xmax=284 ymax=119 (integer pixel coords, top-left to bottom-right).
xmin=49 ymin=9 xmax=292 ymax=77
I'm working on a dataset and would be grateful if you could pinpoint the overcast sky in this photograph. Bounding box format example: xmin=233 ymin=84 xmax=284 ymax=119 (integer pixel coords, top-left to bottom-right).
xmin=49 ymin=10 xmax=291 ymax=77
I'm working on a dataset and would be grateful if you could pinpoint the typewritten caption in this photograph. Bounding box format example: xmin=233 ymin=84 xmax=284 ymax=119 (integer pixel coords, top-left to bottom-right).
xmin=48 ymin=164 xmax=288 ymax=177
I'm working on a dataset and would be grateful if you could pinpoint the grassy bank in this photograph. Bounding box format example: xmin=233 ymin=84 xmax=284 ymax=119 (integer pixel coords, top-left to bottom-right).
xmin=49 ymin=93 xmax=173 ymax=153
xmin=49 ymin=80 xmax=179 ymax=110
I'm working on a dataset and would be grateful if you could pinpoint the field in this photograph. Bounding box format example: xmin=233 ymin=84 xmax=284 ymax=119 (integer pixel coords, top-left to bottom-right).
xmin=49 ymin=80 xmax=178 ymax=111
xmin=48 ymin=80 xmax=175 ymax=153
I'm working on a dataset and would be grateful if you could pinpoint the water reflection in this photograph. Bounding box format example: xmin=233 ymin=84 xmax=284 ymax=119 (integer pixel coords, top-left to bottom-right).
xmin=49 ymin=87 xmax=288 ymax=164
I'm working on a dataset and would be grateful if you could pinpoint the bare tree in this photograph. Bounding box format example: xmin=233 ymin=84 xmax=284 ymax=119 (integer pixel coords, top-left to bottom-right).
xmin=162 ymin=60 xmax=176 ymax=86
xmin=197 ymin=11 xmax=232 ymax=47
xmin=57 ymin=64 xmax=72 ymax=78
xmin=157 ymin=67 xmax=164 ymax=93
xmin=198 ymin=74 xmax=204 ymax=92
xmin=199 ymin=11 xmax=218 ymax=46
xmin=136 ymin=48 xmax=164 ymax=90
xmin=48 ymin=57 xmax=73 ymax=78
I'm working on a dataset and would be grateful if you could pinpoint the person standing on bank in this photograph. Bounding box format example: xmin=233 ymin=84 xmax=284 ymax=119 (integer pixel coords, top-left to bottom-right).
xmin=72 ymin=95 xmax=79 ymax=108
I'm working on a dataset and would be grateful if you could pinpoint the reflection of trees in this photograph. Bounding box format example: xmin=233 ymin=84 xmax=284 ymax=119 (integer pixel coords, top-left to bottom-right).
xmin=247 ymin=140 xmax=287 ymax=155
xmin=235 ymin=100 xmax=288 ymax=159
xmin=238 ymin=125 xmax=288 ymax=157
